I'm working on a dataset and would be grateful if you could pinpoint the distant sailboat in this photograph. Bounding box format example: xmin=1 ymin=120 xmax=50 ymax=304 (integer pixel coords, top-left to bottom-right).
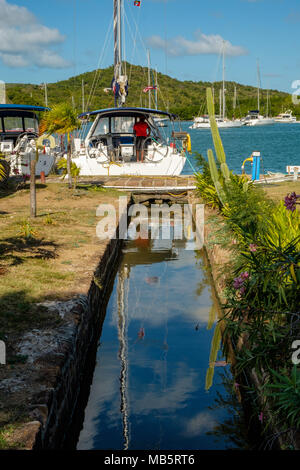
xmin=243 ymin=60 xmax=275 ymax=126
xmin=191 ymin=43 xmax=244 ymax=129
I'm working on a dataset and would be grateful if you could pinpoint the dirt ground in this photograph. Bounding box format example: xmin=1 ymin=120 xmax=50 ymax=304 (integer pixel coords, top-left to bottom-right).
xmin=0 ymin=182 xmax=129 ymax=447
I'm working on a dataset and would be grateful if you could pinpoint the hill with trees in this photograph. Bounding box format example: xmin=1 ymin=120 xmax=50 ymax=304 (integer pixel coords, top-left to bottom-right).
xmin=5 ymin=63 xmax=299 ymax=120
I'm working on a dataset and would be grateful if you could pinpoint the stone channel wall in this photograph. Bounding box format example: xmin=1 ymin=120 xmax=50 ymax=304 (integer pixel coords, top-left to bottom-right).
xmin=0 ymin=234 xmax=123 ymax=450
xmin=33 ymin=236 xmax=123 ymax=449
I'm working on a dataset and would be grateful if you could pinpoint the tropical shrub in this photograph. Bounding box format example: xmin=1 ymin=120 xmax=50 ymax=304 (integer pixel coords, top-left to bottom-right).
xmin=201 ymin=86 xmax=300 ymax=445
xmin=57 ymin=157 xmax=80 ymax=189
xmin=265 ymin=366 xmax=300 ymax=430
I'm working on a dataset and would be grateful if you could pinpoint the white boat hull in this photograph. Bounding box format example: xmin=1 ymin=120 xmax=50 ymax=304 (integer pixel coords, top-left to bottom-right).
xmin=244 ymin=117 xmax=275 ymax=126
xmin=190 ymin=120 xmax=244 ymax=129
xmin=7 ymin=148 xmax=56 ymax=178
xmin=274 ymin=119 xmax=297 ymax=123
xmin=73 ymin=150 xmax=186 ymax=176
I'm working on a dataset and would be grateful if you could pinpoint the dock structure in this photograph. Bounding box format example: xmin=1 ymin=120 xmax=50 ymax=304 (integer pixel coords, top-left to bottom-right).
xmin=77 ymin=175 xmax=197 ymax=203
xmin=46 ymin=174 xmax=196 ymax=192
xmin=44 ymin=174 xmax=197 ymax=203
xmin=98 ymin=175 xmax=196 ymax=192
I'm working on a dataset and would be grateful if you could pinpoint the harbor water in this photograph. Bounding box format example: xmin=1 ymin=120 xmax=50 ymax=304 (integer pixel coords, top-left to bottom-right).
xmin=77 ymin=227 xmax=249 ymax=450
xmin=181 ymin=122 xmax=300 ymax=175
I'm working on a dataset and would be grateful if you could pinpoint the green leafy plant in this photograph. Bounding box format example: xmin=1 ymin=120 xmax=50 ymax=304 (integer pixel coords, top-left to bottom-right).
xmin=40 ymin=103 xmax=81 ymax=189
xmin=265 ymin=366 xmax=300 ymax=429
xmin=18 ymin=219 xmax=38 ymax=239
xmin=43 ymin=213 xmax=56 ymax=225
xmin=57 ymin=157 xmax=80 ymax=189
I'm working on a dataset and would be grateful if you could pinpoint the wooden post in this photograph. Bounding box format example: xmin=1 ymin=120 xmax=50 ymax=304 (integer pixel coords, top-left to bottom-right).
xmin=67 ymin=133 xmax=72 ymax=189
xmin=30 ymin=151 xmax=37 ymax=218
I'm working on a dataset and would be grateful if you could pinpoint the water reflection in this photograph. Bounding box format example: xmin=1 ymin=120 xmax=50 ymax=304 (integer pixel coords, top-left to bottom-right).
xmin=206 ymin=370 xmax=254 ymax=450
xmin=77 ymin=231 xmax=247 ymax=450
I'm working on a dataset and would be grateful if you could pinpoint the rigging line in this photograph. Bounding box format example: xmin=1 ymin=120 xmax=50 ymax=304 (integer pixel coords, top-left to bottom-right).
xmin=122 ymin=0 xmax=127 ymax=76
xmin=124 ymin=6 xmax=151 ymax=74
xmin=212 ymin=48 xmax=223 ymax=86
xmin=123 ymin=8 xmax=148 ymax=82
xmin=79 ymin=16 xmax=114 ymax=139
xmin=123 ymin=12 xmax=149 ymax=97
xmin=123 ymin=0 xmax=141 ymax=83
xmin=163 ymin=0 xmax=169 ymax=110
xmin=73 ymin=0 xmax=77 ymax=82
xmin=124 ymin=1 xmax=148 ymax=61
xmin=86 ymin=13 xmax=114 ymax=108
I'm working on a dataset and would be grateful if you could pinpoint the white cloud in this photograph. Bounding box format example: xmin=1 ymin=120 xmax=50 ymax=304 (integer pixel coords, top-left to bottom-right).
xmin=184 ymin=411 xmax=217 ymax=437
xmin=0 ymin=0 xmax=71 ymax=69
xmin=147 ymin=30 xmax=247 ymax=57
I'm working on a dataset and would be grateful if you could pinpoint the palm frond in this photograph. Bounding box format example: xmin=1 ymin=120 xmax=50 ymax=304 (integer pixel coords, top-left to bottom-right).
xmin=39 ymin=102 xmax=81 ymax=136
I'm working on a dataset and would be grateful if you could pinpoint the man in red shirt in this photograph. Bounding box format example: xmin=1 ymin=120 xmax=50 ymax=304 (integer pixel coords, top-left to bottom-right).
xmin=133 ymin=116 xmax=150 ymax=162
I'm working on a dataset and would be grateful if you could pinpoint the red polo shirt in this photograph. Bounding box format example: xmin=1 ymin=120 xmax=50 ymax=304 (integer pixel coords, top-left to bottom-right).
xmin=134 ymin=121 xmax=149 ymax=137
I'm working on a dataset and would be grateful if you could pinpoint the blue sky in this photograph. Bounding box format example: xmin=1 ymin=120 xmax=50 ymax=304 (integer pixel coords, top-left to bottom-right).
xmin=0 ymin=0 xmax=299 ymax=93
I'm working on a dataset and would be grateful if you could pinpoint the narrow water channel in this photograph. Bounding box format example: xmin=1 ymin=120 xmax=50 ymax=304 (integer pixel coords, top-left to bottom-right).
xmin=77 ymin=226 xmax=248 ymax=450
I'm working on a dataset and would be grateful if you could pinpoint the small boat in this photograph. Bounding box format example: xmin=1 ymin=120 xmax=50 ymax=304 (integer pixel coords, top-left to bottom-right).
xmin=153 ymin=116 xmax=169 ymax=127
xmin=190 ymin=115 xmax=210 ymax=129
xmin=274 ymin=110 xmax=297 ymax=123
xmin=243 ymin=110 xmax=275 ymax=126
xmin=0 ymin=104 xmax=58 ymax=177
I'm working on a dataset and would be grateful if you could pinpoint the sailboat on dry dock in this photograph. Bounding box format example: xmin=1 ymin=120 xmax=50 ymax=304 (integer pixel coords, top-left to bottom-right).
xmin=72 ymin=0 xmax=191 ymax=176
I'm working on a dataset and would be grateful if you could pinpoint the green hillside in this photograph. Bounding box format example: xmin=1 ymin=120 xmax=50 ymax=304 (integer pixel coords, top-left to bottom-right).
xmin=5 ymin=63 xmax=299 ymax=120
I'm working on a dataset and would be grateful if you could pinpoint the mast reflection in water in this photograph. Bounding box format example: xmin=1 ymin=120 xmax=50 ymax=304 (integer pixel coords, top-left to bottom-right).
xmin=77 ymin=228 xmax=247 ymax=450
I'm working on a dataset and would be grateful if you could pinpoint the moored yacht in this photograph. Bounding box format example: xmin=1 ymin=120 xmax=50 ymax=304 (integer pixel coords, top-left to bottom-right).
xmin=74 ymin=107 xmax=188 ymax=176
xmin=243 ymin=110 xmax=275 ymax=126
xmin=72 ymin=0 xmax=189 ymax=176
xmin=190 ymin=115 xmax=244 ymax=129
xmin=0 ymin=104 xmax=59 ymax=177
xmin=274 ymin=110 xmax=297 ymax=123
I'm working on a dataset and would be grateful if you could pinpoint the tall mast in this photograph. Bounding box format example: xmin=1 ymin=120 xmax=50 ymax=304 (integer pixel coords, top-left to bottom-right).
xmin=233 ymin=85 xmax=237 ymax=111
xmin=82 ymin=79 xmax=85 ymax=113
xmin=219 ymin=89 xmax=222 ymax=117
xmin=222 ymin=41 xmax=225 ymax=120
xmin=257 ymin=59 xmax=260 ymax=112
xmin=155 ymin=68 xmax=158 ymax=110
xmin=44 ymin=83 xmax=48 ymax=107
xmin=114 ymin=0 xmax=123 ymax=107
xmin=147 ymin=49 xmax=151 ymax=108
xmin=117 ymin=266 xmax=130 ymax=450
